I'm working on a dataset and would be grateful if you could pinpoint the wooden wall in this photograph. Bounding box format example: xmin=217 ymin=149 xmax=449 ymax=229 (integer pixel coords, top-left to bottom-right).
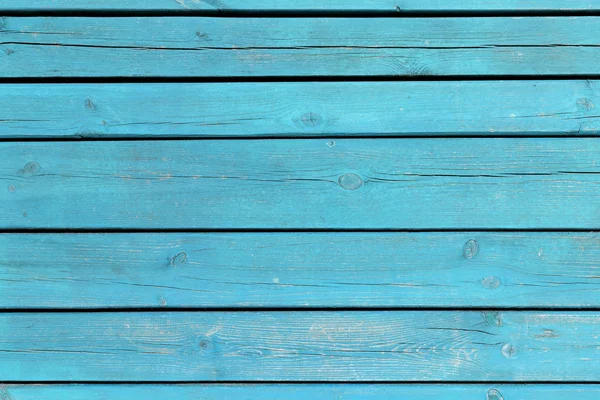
xmin=1 ymin=1 xmax=599 ymax=398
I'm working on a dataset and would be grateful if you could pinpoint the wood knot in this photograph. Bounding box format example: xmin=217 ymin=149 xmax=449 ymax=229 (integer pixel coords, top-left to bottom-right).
xmin=157 ymin=296 xmax=167 ymax=307
xmin=463 ymin=239 xmax=479 ymax=259
xmin=300 ymin=112 xmax=322 ymax=127
xmin=7 ymin=185 xmax=15 ymax=193
xmin=501 ymin=343 xmax=517 ymax=359
xmin=21 ymin=161 xmax=41 ymax=176
xmin=199 ymin=338 xmax=213 ymax=353
xmin=482 ymin=276 xmax=501 ymax=290
xmin=487 ymin=389 xmax=504 ymax=400
xmin=196 ymin=31 xmax=208 ymax=39
xmin=85 ymin=98 xmax=97 ymax=110
xmin=4 ymin=48 xmax=14 ymax=56
xmin=327 ymin=140 xmax=335 ymax=147
xmin=338 ymin=173 xmax=363 ymax=190
xmin=481 ymin=311 xmax=503 ymax=327
xmin=170 ymin=252 xmax=187 ymax=267
xmin=577 ymin=97 xmax=595 ymax=111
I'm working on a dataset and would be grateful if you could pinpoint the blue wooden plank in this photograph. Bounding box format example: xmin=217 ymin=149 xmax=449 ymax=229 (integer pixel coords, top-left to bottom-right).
xmin=0 ymin=81 xmax=597 ymax=138
xmin=2 ymin=311 xmax=600 ymax=381
xmin=0 ymin=0 xmax=596 ymax=11
xmin=2 ymin=384 xmax=600 ymax=399
xmin=1 ymin=17 xmax=599 ymax=77
xmin=3 ymin=139 xmax=600 ymax=229
xmin=3 ymin=232 xmax=600 ymax=309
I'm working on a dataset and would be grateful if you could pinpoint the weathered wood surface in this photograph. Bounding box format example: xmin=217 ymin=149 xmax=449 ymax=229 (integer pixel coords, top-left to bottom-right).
xmin=2 ymin=311 xmax=600 ymax=381
xmin=0 ymin=1 xmax=597 ymax=12
xmin=4 ymin=139 xmax=600 ymax=229
xmin=2 ymin=17 xmax=600 ymax=77
xmin=3 ymin=232 xmax=600 ymax=309
xmin=2 ymin=0 xmax=599 ymax=392
xmin=1 ymin=81 xmax=598 ymax=138
xmin=2 ymin=384 xmax=600 ymax=400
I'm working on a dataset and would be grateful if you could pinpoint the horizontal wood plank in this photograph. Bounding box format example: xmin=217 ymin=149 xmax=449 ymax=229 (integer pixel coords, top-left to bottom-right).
xmin=3 ymin=232 xmax=600 ymax=309
xmin=1 ymin=17 xmax=599 ymax=77
xmin=0 ymin=1 xmax=597 ymax=12
xmin=1 ymin=81 xmax=598 ymax=138
xmin=3 ymin=139 xmax=600 ymax=229
xmin=2 ymin=384 xmax=600 ymax=399
xmin=2 ymin=311 xmax=600 ymax=381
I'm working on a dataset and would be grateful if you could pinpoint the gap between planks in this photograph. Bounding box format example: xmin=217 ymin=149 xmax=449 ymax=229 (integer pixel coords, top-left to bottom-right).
xmin=1 ymin=0 xmax=600 ymax=15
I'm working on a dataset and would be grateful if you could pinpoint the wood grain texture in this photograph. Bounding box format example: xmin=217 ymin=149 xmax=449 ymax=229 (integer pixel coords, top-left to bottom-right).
xmin=2 ymin=311 xmax=600 ymax=381
xmin=3 ymin=232 xmax=600 ymax=309
xmin=4 ymin=139 xmax=600 ymax=229
xmin=0 ymin=0 xmax=597 ymax=12
xmin=1 ymin=81 xmax=598 ymax=138
xmin=2 ymin=17 xmax=600 ymax=77
xmin=2 ymin=384 xmax=600 ymax=399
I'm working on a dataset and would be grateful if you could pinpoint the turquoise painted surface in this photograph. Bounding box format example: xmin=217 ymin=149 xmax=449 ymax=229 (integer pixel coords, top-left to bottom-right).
xmin=0 ymin=81 xmax=597 ymax=138
xmin=1 ymin=17 xmax=599 ymax=77
xmin=0 ymin=0 xmax=596 ymax=11
xmin=3 ymin=139 xmax=600 ymax=229
xmin=2 ymin=232 xmax=600 ymax=309
xmin=1 ymin=311 xmax=600 ymax=381
xmin=1 ymin=2 xmax=599 ymax=395
xmin=2 ymin=384 xmax=600 ymax=399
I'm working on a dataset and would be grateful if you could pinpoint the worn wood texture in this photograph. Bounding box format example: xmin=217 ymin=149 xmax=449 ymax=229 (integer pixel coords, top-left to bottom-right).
xmin=4 ymin=139 xmax=600 ymax=229
xmin=1 ymin=17 xmax=600 ymax=77
xmin=2 ymin=1 xmax=599 ymax=392
xmin=2 ymin=384 xmax=600 ymax=399
xmin=0 ymin=1 xmax=597 ymax=12
xmin=2 ymin=311 xmax=600 ymax=381
xmin=1 ymin=81 xmax=598 ymax=138
xmin=3 ymin=232 xmax=600 ymax=309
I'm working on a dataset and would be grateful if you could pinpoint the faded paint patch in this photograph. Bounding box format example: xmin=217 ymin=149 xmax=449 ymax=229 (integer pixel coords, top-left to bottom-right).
xmin=175 ymin=0 xmax=226 ymax=10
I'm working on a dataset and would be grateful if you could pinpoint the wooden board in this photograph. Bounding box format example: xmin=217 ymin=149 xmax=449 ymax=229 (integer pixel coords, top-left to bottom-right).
xmin=2 ymin=17 xmax=600 ymax=77
xmin=0 ymin=1 xmax=597 ymax=12
xmin=3 ymin=232 xmax=600 ymax=309
xmin=2 ymin=384 xmax=600 ymax=400
xmin=4 ymin=139 xmax=600 ymax=229
xmin=1 ymin=81 xmax=598 ymax=138
xmin=3 ymin=311 xmax=600 ymax=381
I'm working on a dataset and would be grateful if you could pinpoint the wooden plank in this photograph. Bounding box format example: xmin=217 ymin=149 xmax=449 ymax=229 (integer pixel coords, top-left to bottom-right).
xmin=3 ymin=232 xmax=600 ymax=309
xmin=1 ymin=17 xmax=599 ymax=77
xmin=2 ymin=311 xmax=600 ymax=381
xmin=2 ymin=384 xmax=600 ymax=400
xmin=1 ymin=81 xmax=598 ymax=138
xmin=0 ymin=1 xmax=597 ymax=12
xmin=3 ymin=139 xmax=600 ymax=229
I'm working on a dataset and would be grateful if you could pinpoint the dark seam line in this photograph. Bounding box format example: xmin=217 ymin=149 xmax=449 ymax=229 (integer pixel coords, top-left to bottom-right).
xmin=0 ymin=75 xmax=598 ymax=84
xmin=2 ymin=307 xmax=600 ymax=313
xmin=0 ymin=228 xmax=599 ymax=233
xmin=3 ymin=10 xmax=600 ymax=17
xmin=1 ymin=134 xmax=600 ymax=142
xmin=2 ymin=380 xmax=600 ymax=384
